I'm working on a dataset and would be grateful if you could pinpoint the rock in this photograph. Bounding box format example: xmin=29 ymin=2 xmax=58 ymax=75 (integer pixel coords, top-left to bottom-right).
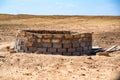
xmin=81 ymin=74 xmax=86 ymax=76
xmin=0 ymin=56 xmax=5 ymax=58
xmin=6 ymin=46 xmax=10 ymax=51
xmin=9 ymin=50 xmax=16 ymax=53
xmin=87 ymin=56 xmax=92 ymax=60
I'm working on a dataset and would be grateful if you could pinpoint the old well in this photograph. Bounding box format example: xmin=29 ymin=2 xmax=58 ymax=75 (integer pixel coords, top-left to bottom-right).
xmin=15 ymin=30 xmax=92 ymax=56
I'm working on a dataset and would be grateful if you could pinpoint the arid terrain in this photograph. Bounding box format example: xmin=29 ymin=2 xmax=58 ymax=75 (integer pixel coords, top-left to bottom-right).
xmin=0 ymin=14 xmax=120 ymax=80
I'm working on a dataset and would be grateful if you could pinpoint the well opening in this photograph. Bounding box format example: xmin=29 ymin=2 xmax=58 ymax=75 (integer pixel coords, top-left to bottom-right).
xmin=15 ymin=30 xmax=92 ymax=56
xmin=21 ymin=30 xmax=75 ymax=34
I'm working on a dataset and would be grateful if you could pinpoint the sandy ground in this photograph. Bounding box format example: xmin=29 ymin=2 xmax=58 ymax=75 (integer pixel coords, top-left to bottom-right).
xmin=0 ymin=15 xmax=120 ymax=80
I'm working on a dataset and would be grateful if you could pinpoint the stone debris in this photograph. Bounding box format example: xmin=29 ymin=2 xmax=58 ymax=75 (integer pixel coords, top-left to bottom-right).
xmin=105 ymin=45 xmax=119 ymax=52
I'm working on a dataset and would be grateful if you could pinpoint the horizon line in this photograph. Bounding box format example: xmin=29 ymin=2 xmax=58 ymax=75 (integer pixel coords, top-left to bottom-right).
xmin=0 ymin=13 xmax=120 ymax=17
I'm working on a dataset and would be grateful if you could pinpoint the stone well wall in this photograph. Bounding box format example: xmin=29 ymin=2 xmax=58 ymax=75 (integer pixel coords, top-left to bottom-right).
xmin=15 ymin=30 xmax=92 ymax=56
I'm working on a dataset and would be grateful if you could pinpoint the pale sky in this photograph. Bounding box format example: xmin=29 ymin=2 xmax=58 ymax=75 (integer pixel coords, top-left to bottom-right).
xmin=0 ymin=0 xmax=120 ymax=15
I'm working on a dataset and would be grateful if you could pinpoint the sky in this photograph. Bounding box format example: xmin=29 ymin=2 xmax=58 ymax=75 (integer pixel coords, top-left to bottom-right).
xmin=0 ymin=0 xmax=120 ymax=16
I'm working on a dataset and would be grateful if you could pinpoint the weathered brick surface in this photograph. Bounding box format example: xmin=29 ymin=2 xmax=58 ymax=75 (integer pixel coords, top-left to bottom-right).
xmin=81 ymin=34 xmax=86 ymax=38
xmin=52 ymin=52 xmax=63 ymax=55
xmin=73 ymin=34 xmax=81 ymax=38
xmin=63 ymin=52 xmax=72 ymax=56
xmin=48 ymin=48 xmax=57 ymax=53
xmin=19 ymin=31 xmax=26 ymax=37
xmin=43 ymin=34 xmax=52 ymax=39
xmin=53 ymin=43 xmax=62 ymax=48
xmin=71 ymin=39 xmax=79 ymax=43
xmin=28 ymin=47 xmax=37 ymax=52
xmin=72 ymin=43 xmax=79 ymax=48
xmin=42 ymin=39 xmax=51 ymax=43
xmin=76 ymin=47 xmax=82 ymax=52
xmin=42 ymin=43 xmax=52 ymax=48
xmin=68 ymin=48 xmax=76 ymax=52
xmin=81 ymin=42 xmax=86 ymax=47
xmin=53 ymin=34 xmax=64 ymax=39
xmin=25 ymin=42 xmax=33 ymax=47
xmin=62 ymin=40 xmax=71 ymax=44
xmin=37 ymin=48 xmax=47 ymax=53
xmin=72 ymin=52 xmax=80 ymax=56
xmin=15 ymin=30 xmax=92 ymax=56
xmin=64 ymin=34 xmax=73 ymax=39
xmin=37 ymin=39 xmax=41 ymax=43
xmin=51 ymin=39 xmax=61 ymax=43
xmin=63 ymin=43 xmax=72 ymax=48
xmin=37 ymin=34 xmax=43 ymax=38
xmin=58 ymin=48 xmax=67 ymax=52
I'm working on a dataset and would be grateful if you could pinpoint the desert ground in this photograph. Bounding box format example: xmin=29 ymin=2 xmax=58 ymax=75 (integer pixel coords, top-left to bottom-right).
xmin=0 ymin=14 xmax=120 ymax=80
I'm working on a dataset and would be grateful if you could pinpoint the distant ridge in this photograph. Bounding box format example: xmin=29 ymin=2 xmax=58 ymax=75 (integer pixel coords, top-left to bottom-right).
xmin=0 ymin=13 xmax=120 ymax=21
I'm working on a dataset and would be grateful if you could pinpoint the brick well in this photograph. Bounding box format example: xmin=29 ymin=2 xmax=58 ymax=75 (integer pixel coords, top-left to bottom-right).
xmin=15 ymin=30 xmax=92 ymax=56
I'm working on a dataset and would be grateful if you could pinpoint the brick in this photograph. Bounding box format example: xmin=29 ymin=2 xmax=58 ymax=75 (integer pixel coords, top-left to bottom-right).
xmin=32 ymin=42 xmax=39 ymax=47
xmin=19 ymin=36 xmax=27 ymax=41
xmin=88 ymin=37 xmax=92 ymax=41
xmin=62 ymin=40 xmax=71 ymax=44
xmin=84 ymin=33 xmax=92 ymax=37
xmin=29 ymin=38 xmax=36 ymax=42
xmin=19 ymin=31 xmax=26 ymax=37
xmin=84 ymin=47 xmax=89 ymax=51
xmin=48 ymin=48 xmax=57 ymax=53
xmin=37 ymin=42 xmax=43 ymax=48
xmin=37 ymin=48 xmax=47 ymax=53
xmin=26 ymin=32 xmax=33 ymax=36
xmin=79 ymin=39 xmax=82 ymax=42
xmin=76 ymin=47 xmax=82 ymax=52
xmin=58 ymin=48 xmax=67 ymax=53
xmin=37 ymin=39 xmax=41 ymax=43
xmin=51 ymin=39 xmax=61 ymax=43
xmin=17 ymin=40 xmax=24 ymax=45
xmin=63 ymin=43 xmax=72 ymax=48
xmin=43 ymin=34 xmax=52 ymax=38
xmin=68 ymin=48 xmax=75 ymax=52
xmin=16 ymin=46 xmax=21 ymax=50
xmin=81 ymin=42 xmax=86 ymax=47
xmin=52 ymin=52 xmax=62 ymax=55
xmin=42 ymin=43 xmax=52 ymax=48
xmin=20 ymin=45 xmax=26 ymax=50
xmin=37 ymin=34 xmax=43 ymax=38
xmin=28 ymin=47 xmax=37 ymax=52
xmin=88 ymin=46 xmax=92 ymax=50
xmin=71 ymin=39 xmax=79 ymax=43
xmin=53 ymin=43 xmax=62 ymax=48
xmin=53 ymin=34 xmax=64 ymax=39
xmin=64 ymin=34 xmax=73 ymax=39
xmin=72 ymin=52 xmax=80 ymax=56
xmin=42 ymin=39 xmax=51 ymax=43
xmin=81 ymin=47 xmax=84 ymax=51
xmin=44 ymin=52 xmax=52 ymax=54
xmin=25 ymin=42 xmax=33 ymax=47
xmin=73 ymin=34 xmax=81 ymax=38
xmin=83 ymin=38 xmax=89 ymax=42
xmin=18 ymin=50 xmax=24 ymax=52
xmin=81 ymin=34 xmax=86 ymax=38
xmin=63 ymin=52 xmax=72 ymax=56
xmin=72 ymin=43 xmax=79 ymax=48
